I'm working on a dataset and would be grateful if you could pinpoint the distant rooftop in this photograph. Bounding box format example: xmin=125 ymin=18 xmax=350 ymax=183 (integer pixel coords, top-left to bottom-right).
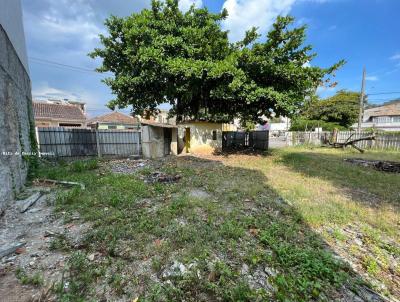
xmin=33 ymin=101 xmax=86 ymax=121
xmin=365 ymin=102 xmax=400 ymax=117
xmin=87 ymin=111 xmax=139 ymax=125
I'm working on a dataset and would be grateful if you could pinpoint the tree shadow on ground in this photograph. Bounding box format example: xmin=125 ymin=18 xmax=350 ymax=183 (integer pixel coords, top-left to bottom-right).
xmin=36 ymin=154 xmax=391 ymax=301
xmin=277 ymin=150 xmax=400 ymax=209
xmin=148 ymin=155 xmax=387 ymax=302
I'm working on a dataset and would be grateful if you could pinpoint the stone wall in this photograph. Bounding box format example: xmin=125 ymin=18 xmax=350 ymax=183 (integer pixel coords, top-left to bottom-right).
xmin=0 ymin=24 xmax=33 ymax=209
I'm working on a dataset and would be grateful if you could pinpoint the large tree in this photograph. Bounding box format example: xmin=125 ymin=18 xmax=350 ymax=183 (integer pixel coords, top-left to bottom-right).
xmin=90 ymin=0 xmax=344 ymax=122
xmin=301 ymin=90 xmax=360 ymax=127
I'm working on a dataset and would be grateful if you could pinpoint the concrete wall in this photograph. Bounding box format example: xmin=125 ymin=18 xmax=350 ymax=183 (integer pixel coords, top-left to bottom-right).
xmin=141 ymin=125 xmax=165 ymax=159
xmin=142 ymin=126 xmax=178 ymax=158
xmin=0 ymin=18 xmax=33 ymax=209
xmin=0 ymin=0 xmax=29 ymax=72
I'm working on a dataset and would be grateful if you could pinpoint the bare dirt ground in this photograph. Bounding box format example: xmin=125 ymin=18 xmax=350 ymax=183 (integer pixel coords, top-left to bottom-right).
xmin=0 ymin=186 xmax=89 ymax=302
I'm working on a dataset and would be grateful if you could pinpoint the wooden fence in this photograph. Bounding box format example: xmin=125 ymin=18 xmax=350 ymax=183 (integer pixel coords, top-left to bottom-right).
xmin=287 ymin=131 xmax=400 ymax=151
xmin=37 ymin=127 xmax=141 ymax=158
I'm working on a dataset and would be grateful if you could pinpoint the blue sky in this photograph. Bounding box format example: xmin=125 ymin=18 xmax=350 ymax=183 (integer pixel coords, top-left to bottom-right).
xmin=22 ymin=0 xmax=400 ymax=117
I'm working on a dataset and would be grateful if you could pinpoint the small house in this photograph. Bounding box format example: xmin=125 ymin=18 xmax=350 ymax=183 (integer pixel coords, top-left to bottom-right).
xmin=356 ymin=101 xmax=400 ymax=131
xmin=33 ymin=100 xmax=87 ymax=128
xmin=141 ymin=120 xmax=178 ymax=158
xmin=178 ymin=121 xmax=237 ymax=154
xmin=87 ymin=112 xmax=140 ymax=130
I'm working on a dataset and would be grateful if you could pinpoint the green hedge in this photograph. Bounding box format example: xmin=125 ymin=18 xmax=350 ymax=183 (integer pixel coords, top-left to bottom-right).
xmin=290 ymin=119 xmax=347 ymax=131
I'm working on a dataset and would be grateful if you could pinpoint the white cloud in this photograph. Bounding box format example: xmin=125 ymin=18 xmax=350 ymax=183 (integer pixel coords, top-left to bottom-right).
xmin=179 ymin=0 xmax=203 ymax=12
xmin=221 ymin=0 xmax=296 ymax=41
xmin=33 ymin=84 xmax=83 ymax=102
xmin=366 ymin=76 xmax=378 ymax=81
xmin=390 ymin=53 xmax=400 ymax=60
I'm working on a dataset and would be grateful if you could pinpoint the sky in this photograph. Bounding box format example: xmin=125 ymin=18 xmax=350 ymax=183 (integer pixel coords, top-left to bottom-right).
xmin=21 ymin=0 xmax=400 ymax=117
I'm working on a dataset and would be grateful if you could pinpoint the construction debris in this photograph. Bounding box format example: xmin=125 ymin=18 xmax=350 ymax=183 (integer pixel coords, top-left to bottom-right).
xmin=0 ymin=242 xmax=26 ymax=259
xmin=345 ymin=158 xmax=400 ymax=173
xmin=107 ymin=159 xmax=148 ymax=174
xmin=19 ymin=192 xmax=42 ymax=213
xmin=328 ymin=134 xmax=375 ymax=153
xmin=145 ymin=172 xmax=181 ymax=184
xmin=37 ymin=179 xmax=85 ymax=190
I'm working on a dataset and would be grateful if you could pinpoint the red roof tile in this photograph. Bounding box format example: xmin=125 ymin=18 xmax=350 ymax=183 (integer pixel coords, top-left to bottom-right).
xmin=33 ymin=102 xmax=86 ymax=121
xmin=87 ymin=112 xmax=139 ymax=125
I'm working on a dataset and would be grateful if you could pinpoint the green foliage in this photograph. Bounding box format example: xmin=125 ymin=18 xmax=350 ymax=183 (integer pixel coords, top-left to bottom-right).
xmin=300 ymin=90 xmax=360 ymax=128
xmin=290 ymin=119 xmax=346 ymax=131
xmin=16 ymin=268 xmax=44 ymax=287
xmin=56 ymin=252 xmax=104 ymax=301
xmin=69 ymin=159 xmax=99 ymax=172
xmin=90 ymin=1 xmax=343 ymax=122
xmin=25 ymin=100 xmax=39 ymax=180
xmin=49 ymin=233 xmax=72 ymax=252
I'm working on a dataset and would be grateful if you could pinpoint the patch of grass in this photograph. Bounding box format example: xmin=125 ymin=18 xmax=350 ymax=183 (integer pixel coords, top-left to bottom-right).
xmin=16 ymin=268 xmax=44 ymax=287
xmin=37 ymin=149 xmax=399 ymax=301
xmin=363 ymin=256 xmax=380 ymax=276
xmin=69 ymin=159 xmax=98 ymax=172
xmin=49 ymin=233 xmax=72 ymax=252
xmin=55 ymin=251 xmax=105 ymax=301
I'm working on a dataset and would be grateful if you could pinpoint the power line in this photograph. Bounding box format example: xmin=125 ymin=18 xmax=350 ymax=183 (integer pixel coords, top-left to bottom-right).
xmin=28 ymin=56 xmax=112 ymax=76
xmin=367 ymin=91 xmax=400 ymax=96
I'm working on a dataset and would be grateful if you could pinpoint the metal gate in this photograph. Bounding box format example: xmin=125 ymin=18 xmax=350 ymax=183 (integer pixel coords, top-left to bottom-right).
xmin=222 ymin=131 xmax=269 ymax=151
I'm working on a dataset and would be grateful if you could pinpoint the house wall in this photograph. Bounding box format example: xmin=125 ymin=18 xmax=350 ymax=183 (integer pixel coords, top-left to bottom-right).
xmin=182 ymin=122 xmax=224 ymax=154
xmin=35 ymin=119 xmax=86 ymax=128
xmin=96 ymin=124 xmax=138 ymax=130
xmin=0 ymin=12 xmax=33 ymax=210
xmin=357 ymin=122 xmax=400 ymax=132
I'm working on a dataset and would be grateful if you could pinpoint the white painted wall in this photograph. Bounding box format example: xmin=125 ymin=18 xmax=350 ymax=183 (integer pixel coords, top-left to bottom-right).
xmin=0 ymin=0 xmax=29 ymax=72
xmin=183 ymin=122 xmax=223 ymax=153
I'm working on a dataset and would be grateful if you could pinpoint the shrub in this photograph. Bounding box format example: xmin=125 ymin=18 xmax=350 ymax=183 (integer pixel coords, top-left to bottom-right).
xmin=290 ymin=119 xmax=346 ymax=131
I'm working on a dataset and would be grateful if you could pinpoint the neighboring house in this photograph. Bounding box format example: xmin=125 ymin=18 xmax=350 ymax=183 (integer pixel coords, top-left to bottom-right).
xmin=254 ymin=116 xmax=290 ymax=132
xmin=0 ymin=0 xmax=34 ymax=209
xmin=153 ymin=109 xmax=177 ymax=125
xmin=33 ymin=100 xmax=87 ymax=128
xmin=269 ymin=116 xmax=291 ymax=131
xmin=139 ymin=109 xmax=177 ymax=125
xmin=87 ymin=111 xmax=140 ymax=130
xmin=353 ymin=102 xmax=400 ymax=131
xmin=178 ymin=121 xmax=237 ymax=154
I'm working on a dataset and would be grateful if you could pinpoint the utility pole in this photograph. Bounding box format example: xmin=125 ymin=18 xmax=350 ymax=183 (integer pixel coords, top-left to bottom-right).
xmin=357 ymin=67 xmax=366 ymax=132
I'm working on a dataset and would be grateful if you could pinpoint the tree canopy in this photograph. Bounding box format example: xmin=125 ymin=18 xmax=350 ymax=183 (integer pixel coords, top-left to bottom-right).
xmin=300 ymin=90 xmax=360 ymax=128
xmin=90 ymin=0 xmax=344 ymax=122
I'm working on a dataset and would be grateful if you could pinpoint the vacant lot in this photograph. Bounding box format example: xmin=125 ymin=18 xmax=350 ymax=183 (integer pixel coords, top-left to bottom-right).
xmin=7 ymin=148 xmax=400 ymax=301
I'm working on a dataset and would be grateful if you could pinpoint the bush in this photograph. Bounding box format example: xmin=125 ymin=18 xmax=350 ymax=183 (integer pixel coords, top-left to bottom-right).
xmin=290 ymin=119 xmax=346 ymax=131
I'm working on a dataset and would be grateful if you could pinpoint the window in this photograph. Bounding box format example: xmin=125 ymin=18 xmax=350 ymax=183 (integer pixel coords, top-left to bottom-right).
xmin=212 ymin=130 xmax=217 ymax=140
xmin=372 ymin=116 xmax=392 ymax=124
xmin=108 ymin=125 xmax=117 ymax=129
xmin=58 ymin=123 xmax=82 ymax=128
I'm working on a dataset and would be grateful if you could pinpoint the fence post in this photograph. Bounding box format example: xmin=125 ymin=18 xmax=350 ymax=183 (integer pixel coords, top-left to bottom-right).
xmin=95 ymin=129 xmax=102 ymax=158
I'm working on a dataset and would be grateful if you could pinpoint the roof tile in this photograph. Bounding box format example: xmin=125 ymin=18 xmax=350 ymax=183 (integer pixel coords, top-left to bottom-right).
xmin=33 ymin=102 xmax=86 ymax=121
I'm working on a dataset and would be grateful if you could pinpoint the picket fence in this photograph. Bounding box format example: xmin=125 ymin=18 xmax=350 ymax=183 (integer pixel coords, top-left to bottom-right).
xmin=287 ymin=131 xmax=400 ymax=151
